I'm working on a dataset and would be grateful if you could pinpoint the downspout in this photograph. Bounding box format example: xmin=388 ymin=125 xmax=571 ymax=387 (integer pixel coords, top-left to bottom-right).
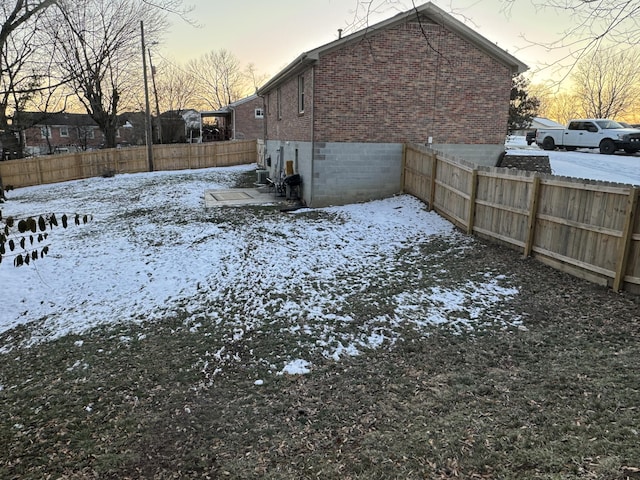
xmin=258 ymin=94 xmax=266 ymax=166
xmin=230 ymin=106 xmax=236 ymax=140
xmin=309 ymin=64 xmax=315 ymax=206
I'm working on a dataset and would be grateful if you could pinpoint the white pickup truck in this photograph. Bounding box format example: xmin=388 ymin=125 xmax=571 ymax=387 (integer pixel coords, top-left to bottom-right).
xmin=535 ymin=119 xmax=640 ymax=154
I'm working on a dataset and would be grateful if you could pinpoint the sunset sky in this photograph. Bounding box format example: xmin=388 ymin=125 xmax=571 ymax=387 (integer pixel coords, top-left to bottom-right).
xmin=161 ymin=0 xmax=576 ymax=83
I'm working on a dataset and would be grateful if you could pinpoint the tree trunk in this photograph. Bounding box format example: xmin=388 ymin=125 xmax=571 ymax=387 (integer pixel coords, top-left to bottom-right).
xmin=104 ymin=121 xmax=118 ymax=148
xmin=86 ymin=88 xmax=120 ymax=148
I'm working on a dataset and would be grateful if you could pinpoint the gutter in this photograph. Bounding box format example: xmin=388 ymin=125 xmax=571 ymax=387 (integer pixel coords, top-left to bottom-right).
xmin=309 ymin=65 xmax=315 ymax=207
xmin=229 ymin=105 xmax=236 ymax=140
xmin=257 ymin=52 xmax=319 ymax=96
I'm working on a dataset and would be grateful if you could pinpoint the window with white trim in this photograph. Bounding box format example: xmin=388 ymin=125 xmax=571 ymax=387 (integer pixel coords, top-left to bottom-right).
xmin=255 ymin=108 xmax=264 ymax=119
xmin=59 ymin=126 xmax=69 ymax=137
xmin=298 ymin=75 xmax=305 ymax=114
xmin=40 ymin=126 xmax=51 ymax=138
xmin=79 ymin=127 xmax=95 ymax=139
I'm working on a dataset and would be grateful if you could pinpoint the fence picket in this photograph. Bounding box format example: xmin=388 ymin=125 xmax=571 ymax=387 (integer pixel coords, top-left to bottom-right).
xmin=402 ymin=144 xmax=639 ymax=294
xmin=614 ymin=187 xmax=639 ymax=291
xmin=0 ymin=141 xmax=257 ymax=189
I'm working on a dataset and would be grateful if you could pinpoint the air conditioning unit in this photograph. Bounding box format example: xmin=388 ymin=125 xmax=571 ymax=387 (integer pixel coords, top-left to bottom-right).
xmin=256 ymin=169 xmax=269 ymax=185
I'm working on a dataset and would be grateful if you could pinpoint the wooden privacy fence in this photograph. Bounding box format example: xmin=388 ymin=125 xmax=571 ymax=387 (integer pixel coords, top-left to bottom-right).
xmin=403 ymin=144 xmax=640 ymax=294
xmin=0 ymin=140 xmax=258 ymax=188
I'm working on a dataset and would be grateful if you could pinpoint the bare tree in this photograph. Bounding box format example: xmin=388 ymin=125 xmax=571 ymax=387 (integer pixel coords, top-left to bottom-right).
xmin=539 ymin=91 xmax=579 ymax=125
xmin=529 ymin=83 xmax=579 ymax=125
xmin=245 ymin=63 xmax=269 ymax=94
xmin=48 ymin=0 xmax=191 ymax=148
xmin=50 ymin=0 xmax=155 ymax=148
xmin=188 ymin=49 xmax=259 ymax=111
xmin=154 ymin=58 xmax=198 ymax=113
xmin=570 ymin=48 xmax=640 ymax=119
xmin=0 ymin=0 xmax=59 ymax=132
xmin=500 ymin=0 xmax=640 ymax=75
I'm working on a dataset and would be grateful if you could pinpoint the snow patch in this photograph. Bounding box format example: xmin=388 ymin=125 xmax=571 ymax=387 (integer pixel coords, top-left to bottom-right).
xmin=278 ymin=359 xmax=311 ymax=375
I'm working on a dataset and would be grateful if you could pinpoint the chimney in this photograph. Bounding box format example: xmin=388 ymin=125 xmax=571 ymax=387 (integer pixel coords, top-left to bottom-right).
xmin=338 ymin=28 xmax=343 ymax=39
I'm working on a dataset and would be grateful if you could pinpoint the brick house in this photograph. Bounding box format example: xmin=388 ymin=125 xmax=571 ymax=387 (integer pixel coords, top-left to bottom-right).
xmin=16 ymin=112 xmax=103 ymax=155
xmin=256 ymin=1 xmax=527 ymax=207
xmin=15 ymin=112 xmax=135 ymax=156
xmin=201 ymin=95 xmax=264 ymax=142
xmin=226 ymin=95 xmax=264 ymax=140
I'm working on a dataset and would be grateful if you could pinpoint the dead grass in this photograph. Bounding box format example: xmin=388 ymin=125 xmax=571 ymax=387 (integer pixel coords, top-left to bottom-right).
xmin=1 ymin=209 xmax=639 ymax=479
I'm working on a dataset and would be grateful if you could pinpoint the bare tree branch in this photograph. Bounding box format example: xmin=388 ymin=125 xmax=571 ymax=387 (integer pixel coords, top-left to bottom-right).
xmin=571 ymin=48 xmax=640 ymax=118
xmin=48 ymin=0 xmax=187 ymax=147
xmin=1 ymin=0 xmax=60 ymax=131
xmin=501 ymin=0 xmax=640 ymax=79
xmin=188 ymin=49 xmax=259 ymax=111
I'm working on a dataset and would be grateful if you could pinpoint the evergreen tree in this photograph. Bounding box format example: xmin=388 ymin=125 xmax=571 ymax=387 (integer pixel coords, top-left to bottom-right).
xmin=508 ymin=75 xmax=540 ymax=132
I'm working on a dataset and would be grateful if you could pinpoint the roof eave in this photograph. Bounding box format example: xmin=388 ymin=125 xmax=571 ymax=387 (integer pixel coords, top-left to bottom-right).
xmin=425 ymin=3 xmax=528 ymax=74
xmin=257 ymin=53 xmax=319 ymax=95
xmin=222 ymin=94 xmax=261 ymax=109
xmin=257 ymin=2 xmax=528 ymax=94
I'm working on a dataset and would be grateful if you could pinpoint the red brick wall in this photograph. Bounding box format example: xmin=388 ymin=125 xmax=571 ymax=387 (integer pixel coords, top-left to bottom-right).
xmin=264 ymin=71 xmax=314 ymax=142
xmin=23 ymin=125 xmax=105 ymax=154
xmin=265 ymin=19 xmax=512 ymax=145
xmin=233 ymin=97 xmax=264 ymax=140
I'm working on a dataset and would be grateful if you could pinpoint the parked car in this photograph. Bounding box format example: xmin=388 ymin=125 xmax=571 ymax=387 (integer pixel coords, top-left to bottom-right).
xmin=536 ymin=118 xmax=640 ymax=154
xmin=525 ymin=130 xmax=536 ymax=145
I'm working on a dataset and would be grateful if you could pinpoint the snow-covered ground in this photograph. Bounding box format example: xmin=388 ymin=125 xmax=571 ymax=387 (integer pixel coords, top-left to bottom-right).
xmin=0 ymin=144 xmax=635 ymax=373
xmin=0 ymin=165 xmax=526 ymax=375
xmin=505 ymin=135 xmax=640 ymax=186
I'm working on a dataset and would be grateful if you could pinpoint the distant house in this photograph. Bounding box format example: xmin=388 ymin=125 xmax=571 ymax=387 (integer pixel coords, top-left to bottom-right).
xmin=0 ymin=130 xmax=21 ymax=160
xmin=180 ymin=109 xmax=202 ymax=142
xmin=14 ymin=112 xmax=135 ymax=156
xmin=158 ymin=109 xmax=202 ymax=143
xmin=159 ymin=110 xmax=187 ymax=143
xmin=512 ymin=117 xmax=564 ymax=138
xmin=225 ymin=95 xmax=264 ymax=140
xmin=117 ymin=111 xmax=147 ymax=146
xmin=530 ymin=117 xmax=564 ymax=130
xmin=199 ymin=95 xmax=264 ymax=142
xmin=256 ymin=1 xmax=527 ymax=207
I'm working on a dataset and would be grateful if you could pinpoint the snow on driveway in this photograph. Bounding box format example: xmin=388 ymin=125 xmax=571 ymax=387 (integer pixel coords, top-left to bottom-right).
xmin=506 ymin=135 xmax=640 ymax=185
xmin=546 ymin=150 xmax=640 ymax=185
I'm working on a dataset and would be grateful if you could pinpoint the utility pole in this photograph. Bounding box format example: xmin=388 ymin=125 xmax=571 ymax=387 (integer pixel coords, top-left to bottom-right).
xmin=140 ymin=20 xmax=154 ymax=171
xmin=148 ymin=47 xmax=163 ymax=144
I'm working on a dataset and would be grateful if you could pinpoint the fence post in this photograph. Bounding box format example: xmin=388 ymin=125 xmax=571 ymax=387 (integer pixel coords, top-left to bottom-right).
xmin=613 ymin=187 xmax=638 ymax=292
xmin=400 ymin=144 xmax=407 ymax=193
xmin=36 ymin=157 xmax=44 ymax=185
xmin=428 ymin=152 xmax=437 ymax=211
xmin=524 ymin=175 xmax=541 ymax=257
xmin=111 ymin=149 xmax=119 ymax=175
xmin=466 ymin=169 xmax=478 ymax=234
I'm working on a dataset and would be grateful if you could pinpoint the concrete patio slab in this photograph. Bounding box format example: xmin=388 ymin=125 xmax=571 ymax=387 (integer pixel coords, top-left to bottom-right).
xmin=204 ymin=188 xmax=282 ymax=207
